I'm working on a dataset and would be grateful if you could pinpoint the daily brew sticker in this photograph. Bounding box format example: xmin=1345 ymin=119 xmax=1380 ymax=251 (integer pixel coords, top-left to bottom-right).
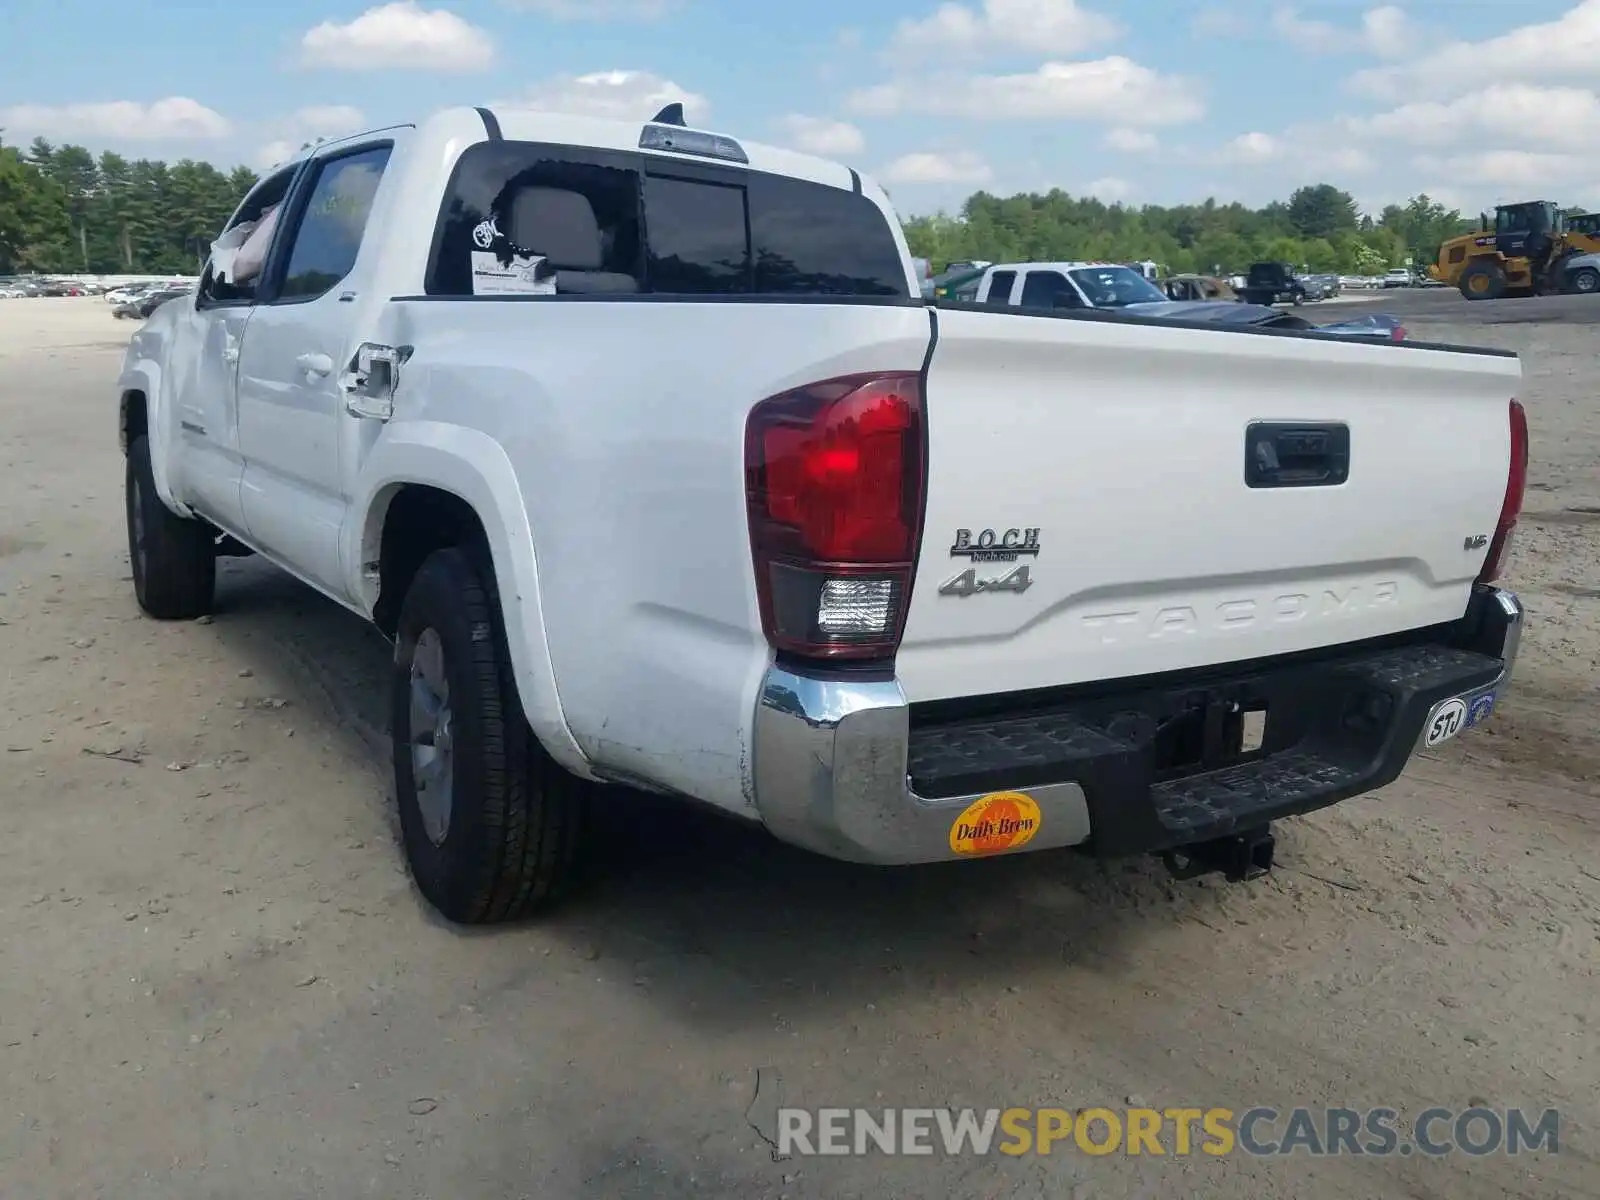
xmin=948 ymin=791 xmax=1041 ymax=856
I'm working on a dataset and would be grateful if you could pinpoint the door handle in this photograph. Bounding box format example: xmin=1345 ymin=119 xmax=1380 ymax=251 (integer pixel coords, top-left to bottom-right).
xmin=222 ymin=347 xmax=239 ymax=365
xmin=297 ymin=352 xmax=334 ymax=377
xmin=1244 ymin=422 xmax=1351 ymax=488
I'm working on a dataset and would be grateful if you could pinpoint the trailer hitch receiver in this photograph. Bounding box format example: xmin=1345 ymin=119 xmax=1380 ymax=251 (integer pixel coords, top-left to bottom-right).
xmin=1162 ymin=826 xmax=1275 ymax=883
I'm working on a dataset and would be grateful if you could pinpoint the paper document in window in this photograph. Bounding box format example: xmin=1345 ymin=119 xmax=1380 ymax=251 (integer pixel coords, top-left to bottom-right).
xmin=470 ymin=251 xmax=556 ymax=295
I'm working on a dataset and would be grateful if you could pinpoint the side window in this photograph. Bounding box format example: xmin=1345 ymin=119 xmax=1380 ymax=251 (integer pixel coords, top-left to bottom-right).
xmin=197 ymin=166 xmax=298 ymax=307
xmin=984 ymin=270 xmax=1016 ymax=304
xmin=745 ymin=174 xmax=908 ymax=297
xmin=425 ymin=143 xmax=642 ymax=297
xmin=642 ymin=175 xmax=749 ymax=293
xmin=277 ymin=145 xmax=392 ymax=301
xmin=425 ymin=141 xmax=909 ymax=300
xmin=1019 ymin=270 xmax=1072 ymax=309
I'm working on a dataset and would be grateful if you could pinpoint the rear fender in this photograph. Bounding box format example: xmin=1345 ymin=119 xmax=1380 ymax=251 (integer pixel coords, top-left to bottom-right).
xmin=349 ymin=424 xmax=593 ymax=779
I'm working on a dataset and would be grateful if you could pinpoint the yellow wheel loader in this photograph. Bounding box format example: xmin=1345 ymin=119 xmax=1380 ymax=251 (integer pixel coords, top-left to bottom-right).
xmin=1431 ymin=201 xmax=1600 ymax=300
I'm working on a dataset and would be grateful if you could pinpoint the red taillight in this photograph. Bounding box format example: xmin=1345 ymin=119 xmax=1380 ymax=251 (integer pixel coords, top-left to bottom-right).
xmin=1391 ymin=324 xmax=1408 ymax=341
xmin=1477 ymin=398 xmax=1528 ymax=584
xmin=745 ymin=372 xmax=926 ymax=660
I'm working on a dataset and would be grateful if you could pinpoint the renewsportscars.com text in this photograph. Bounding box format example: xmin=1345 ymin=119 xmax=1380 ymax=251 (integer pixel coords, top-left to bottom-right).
xmin=776 ymin=1106 xmax=1560 ymax=1158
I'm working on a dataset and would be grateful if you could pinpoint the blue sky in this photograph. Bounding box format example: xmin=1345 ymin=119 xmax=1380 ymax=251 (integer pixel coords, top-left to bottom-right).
xmin=3 ymin=0 xmax=1597 ymax=216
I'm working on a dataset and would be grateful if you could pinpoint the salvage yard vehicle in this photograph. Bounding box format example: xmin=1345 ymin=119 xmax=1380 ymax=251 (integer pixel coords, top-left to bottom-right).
xmin=116 ymin=106 xmax=1529 ymax=924
xmin=1559 ymin=252 xmax=1599 ymax=295
xmin=1432 ymin=200 xmax=1600 ymax=300
xmin=1161 ymin=273 xmax=1237 ymax=302
xmin=1237 ymin=261 xmax=1307 ymax=306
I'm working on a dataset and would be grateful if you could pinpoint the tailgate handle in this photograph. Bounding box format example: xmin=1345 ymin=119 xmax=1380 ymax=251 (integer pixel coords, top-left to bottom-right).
xmin=1245 ymin=422 xmax=1350 ymax=488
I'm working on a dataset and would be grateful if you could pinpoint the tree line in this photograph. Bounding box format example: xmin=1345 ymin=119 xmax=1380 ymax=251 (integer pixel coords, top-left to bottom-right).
xmin=902 ymin=183 xmax=1490 ymax=277
xmin=0 ymin=137 xmax=1561 ymax=279
xmin=1 ymin=136 xmax=256 ymax=275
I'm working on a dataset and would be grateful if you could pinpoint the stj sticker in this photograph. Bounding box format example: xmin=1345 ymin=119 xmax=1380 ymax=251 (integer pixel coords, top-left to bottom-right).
xmin=470 ymin=251 xmax=556 ymax=296
xmin=948 ymin=791 xmax=1041 ymax=857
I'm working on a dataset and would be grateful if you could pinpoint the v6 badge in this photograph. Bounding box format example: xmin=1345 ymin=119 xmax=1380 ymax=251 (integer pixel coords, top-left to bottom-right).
xmin=939 ymin=564 xmax=1033 ymax=597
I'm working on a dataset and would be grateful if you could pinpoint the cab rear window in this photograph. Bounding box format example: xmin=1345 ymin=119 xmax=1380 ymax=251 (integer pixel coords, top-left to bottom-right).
xmin=424 ymin=140 xmax=910 ymax=299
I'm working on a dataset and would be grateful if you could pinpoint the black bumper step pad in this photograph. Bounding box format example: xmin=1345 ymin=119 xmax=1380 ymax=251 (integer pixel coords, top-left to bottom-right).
xmin=906 ymin=640 xmax=1503 ymax=856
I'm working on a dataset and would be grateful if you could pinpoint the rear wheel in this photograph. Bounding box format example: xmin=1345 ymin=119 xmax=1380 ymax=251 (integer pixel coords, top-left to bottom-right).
xmin=1459 ymin=259 xmax=1506 ymax=300
xmin=125 ymin=436 xmax=216 ymax=619
xmin=391 ymin=547 xmax=588 ymax=923
xmin=1570 ymin=266 xmax=1599 ymax=295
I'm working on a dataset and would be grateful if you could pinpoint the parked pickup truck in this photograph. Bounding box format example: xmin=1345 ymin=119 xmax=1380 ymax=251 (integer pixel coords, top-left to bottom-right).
xmin=117 ymin=107 xmax=1529 ymax=924
xmin=1238 ymin=261 xmax=1308 ymax=306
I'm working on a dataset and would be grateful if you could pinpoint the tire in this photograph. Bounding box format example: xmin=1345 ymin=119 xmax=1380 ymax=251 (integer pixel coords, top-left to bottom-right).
xmin=1459 ymin=259 xmax=1506 ymax=301
xmin=125 ymin=435 xmax=216 ymax=619
xmin=391 ymin=546 xmax=587 ymax=924
xmin=1570 ymin=267 xmax=1599 ymax=295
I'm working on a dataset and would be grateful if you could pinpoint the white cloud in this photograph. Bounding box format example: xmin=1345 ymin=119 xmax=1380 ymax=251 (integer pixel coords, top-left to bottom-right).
xmin=298 ymin=2 xmax=495 ymax=71
xmin=255 ymin=140 xmax=298 ymax=169
xmin=1346 ymin=84 xmax=1600 ymax=150
xmin=0 ymin=97 xmax=231 ymax=140
xmin=1359 ymin=6 xmax=1412 ymax=57
xmin=775 ymin=115 xmax=864 ymax=156
xmin=1223 ymin=131 xmax=1281 ymax=162
xmin=1349 ymin=0 xmax=1600 ymax=99
xmin=880 ymin=149 xmax=993 ymax=184
xmin=1210 ymin=128 xmax=1375 ymax=176
xmin=251 ymin=105 xmax=370 ymax=169
xmin=1409 ymin=150 xmax=1592 ymax=192
xmin=1084 ymin=176 xmax=1134 ymax=202
xmin=292 ymin=104 xmax=368 ymax=135
xmin=1273 ymin=5 xmax=1413 ymax=57
xmin=849 ymin=57 xmax=1203 ymax=125
xmin=495 ymin=70 xmax=709 ymax=122
xmin=890 ymin=0 xmax=1120 ymax=58
xmin=1104 ymin=127 xmax=1157 ymax=153
xmin=499 ymin=0 xmax=676 ymax=15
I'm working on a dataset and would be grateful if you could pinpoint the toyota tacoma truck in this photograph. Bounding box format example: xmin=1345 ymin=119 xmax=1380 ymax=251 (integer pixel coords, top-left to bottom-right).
xmin=115 ymin=106 xmax=1529 ymax=924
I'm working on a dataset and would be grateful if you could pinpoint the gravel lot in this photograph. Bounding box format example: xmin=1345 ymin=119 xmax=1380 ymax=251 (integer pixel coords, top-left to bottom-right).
xmin=1 ymin=296 xmax=1595 ymax=1200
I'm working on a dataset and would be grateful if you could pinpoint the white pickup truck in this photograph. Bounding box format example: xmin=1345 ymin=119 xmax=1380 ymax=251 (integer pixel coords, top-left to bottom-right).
xmin=117 ymin=107 xmax=1529 ymax=924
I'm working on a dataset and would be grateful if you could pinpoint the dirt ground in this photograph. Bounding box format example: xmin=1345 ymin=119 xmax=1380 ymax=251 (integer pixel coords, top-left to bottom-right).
xmin=1 ymin=297 xmax=1595 ymax=1200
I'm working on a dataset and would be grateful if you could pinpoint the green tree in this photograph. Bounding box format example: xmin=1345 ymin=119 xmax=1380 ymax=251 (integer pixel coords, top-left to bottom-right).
xmin=1287 ymin=184 xmax=1360 ymax=241
xmin=0 ymin=138 xmax=256 ymax=274
xmin=0 ymin=144 xmax=72 ymax=272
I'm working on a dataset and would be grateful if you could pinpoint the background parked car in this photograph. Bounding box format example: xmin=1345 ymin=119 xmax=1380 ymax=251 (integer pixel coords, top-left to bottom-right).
xmin=1237 ymin=261 xmax=1307 ymax=306
xmin=114 ymin=286 xmax=192 ymax=319
xmin=1162 ymin=273 xmax=1238 ymax=301
xmin=1560 ymin=252 xmax=1600 ymax=294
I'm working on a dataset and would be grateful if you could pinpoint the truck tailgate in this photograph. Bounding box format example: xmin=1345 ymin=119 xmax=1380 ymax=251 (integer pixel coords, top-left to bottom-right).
xmin=895 ymin=306 xmax=1521 ymax=704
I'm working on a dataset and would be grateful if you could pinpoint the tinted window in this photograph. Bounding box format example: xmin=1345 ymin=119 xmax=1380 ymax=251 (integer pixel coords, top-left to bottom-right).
xmin=1067 ymin=266 xmax=1166 ymax=308
xmin=427 ymin=141 xmax=908 ymax=299
xmin=747 ymin=173 xmax=906 ymax=297
xmin=984 ymin=270 xmax=1016 ymax=304
xmin=426 ymin=143 xmax=644 ymax=296
xmin=1019 ymin=270 xmax=1073 ymax=309
xmin=643 ymin=175 xmax=749 ymax=293
xmin=277 ymin=145 xmax=391 ymax=301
